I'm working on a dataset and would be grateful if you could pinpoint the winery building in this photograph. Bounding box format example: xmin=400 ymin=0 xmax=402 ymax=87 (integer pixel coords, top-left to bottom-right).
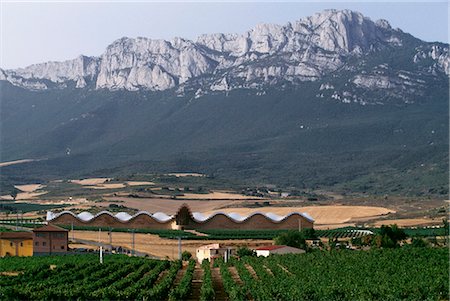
xmin=47 ymin=204 xmax=314 ymax=231
xmin=32 ymin=224 xmax=69 ymax=256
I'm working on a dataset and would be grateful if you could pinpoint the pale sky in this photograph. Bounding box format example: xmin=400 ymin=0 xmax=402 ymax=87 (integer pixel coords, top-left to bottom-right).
xmin=0 ymin=1 xmax=448 ymax=69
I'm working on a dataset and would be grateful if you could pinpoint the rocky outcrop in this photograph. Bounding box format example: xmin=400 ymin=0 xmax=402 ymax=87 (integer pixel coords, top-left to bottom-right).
xmin=1 ymin=9 xmax=448 ymax=98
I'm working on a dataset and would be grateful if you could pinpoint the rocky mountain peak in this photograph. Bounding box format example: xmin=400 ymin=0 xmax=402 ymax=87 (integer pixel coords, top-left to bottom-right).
xmin=1 ymin=9 xmax=448 ymax=100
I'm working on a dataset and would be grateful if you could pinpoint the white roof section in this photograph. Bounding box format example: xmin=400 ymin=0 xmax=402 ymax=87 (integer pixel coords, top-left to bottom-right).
xmin=191 ymin=211 xmax=315 ymax=223
xmin=152 ymin=212 xmax=172 ymax=222
xmin=115 ymin=212 xmax=133 ymax=221
xmin=46 ymin=210 xmax=174 ymax=222
xmin=46 ymin=209 xmax=314 ymax=223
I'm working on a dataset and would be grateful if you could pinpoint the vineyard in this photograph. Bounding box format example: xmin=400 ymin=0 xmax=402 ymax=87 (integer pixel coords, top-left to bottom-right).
xmin=1 ymin=221 xmax=447 ymax=240
xmin=0 ymin=248 xmax=448 ymax=300
xmin=218 ymin=247 xmax=449 ymax=301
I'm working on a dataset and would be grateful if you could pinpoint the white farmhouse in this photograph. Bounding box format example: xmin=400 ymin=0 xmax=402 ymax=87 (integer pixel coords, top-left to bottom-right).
xmin=196 ymin=243 xmax=234 ymax=264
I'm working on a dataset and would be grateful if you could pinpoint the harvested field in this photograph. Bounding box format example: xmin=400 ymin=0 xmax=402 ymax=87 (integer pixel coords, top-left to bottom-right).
xmin=101 ymin=197 xmax=238 ymax=214
xmin=14 ymin=184 xmax=45 ymax=192
xmin=83 ymin=183 xmax=126 ymax=189
xmin=0 ymin=191 xmax=48 ymax=200
xmin=72 ymin=230 xmax=271 ymax=260
xmin=205 ymin=205 xmax=395 ymax=225
xmin=0 ymin=159 xmax=35 ymax=167
xmin=70 ymin=178 xmax=111 ymax=185
xmin=182 ymin=192 xmax=261 ymax=200
xmin=167 ymin=173 xmax=205 ymax=177
xmin=0 ymin=183 xmax=48 ymax=200
xmin=126 ymin=181 xmax=155 ymax=186
xmin=371 ymin=218 xmax=443 ymax=227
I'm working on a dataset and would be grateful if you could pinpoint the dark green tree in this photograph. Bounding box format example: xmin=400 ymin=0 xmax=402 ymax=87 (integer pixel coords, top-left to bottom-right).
xmin=375 ymin=224 xmax=407 ymax=248
xmin=410 ymin=237 xmax=430 ymax=248
xmin=275 ymin=231 xmax=307 ymax=250
xmin=181 ymin=251 xmax=192 ymax=261
xmin=301 ymin=228 xmax=318 ymax=240
xmin=236 ymin=246 xmax=256 ymax=258
xmin=10 ymin=187 xmax=20 ymax=201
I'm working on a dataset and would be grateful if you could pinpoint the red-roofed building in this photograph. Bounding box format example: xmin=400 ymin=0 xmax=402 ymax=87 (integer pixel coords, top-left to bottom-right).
xmin=255 ymin=245 xmax=305 ymax=257
xmin=32 ymin=224 xmax=68 ymax=256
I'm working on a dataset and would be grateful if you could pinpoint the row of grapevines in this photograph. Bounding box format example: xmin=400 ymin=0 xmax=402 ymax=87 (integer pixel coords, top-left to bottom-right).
xmin=218 ymin=259 xmax=246 ymax=301
xmin=119 ymin=260 xmax=170 ymax=299
xmin=200 ymin=260 xmax=214 ymax=301
xmin=90 ymin=261 xmax=156 ymax=299
xmin=38 ymin=262 xmax=127 ymax=300
xmin=139 ymin=260 xmax=182 ymax=300
xmin=260 ymin=248 xmax=449 ymax=300
xmin=232 ymin=258 xmax=272 ymax=300
xmin=168 ymin=259 xmax=196 ymax=301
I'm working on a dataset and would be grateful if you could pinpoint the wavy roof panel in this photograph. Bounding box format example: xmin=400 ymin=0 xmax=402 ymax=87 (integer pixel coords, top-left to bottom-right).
xmin=47 ymin=210 xmax=174 ymax=223
xmin=46 ymin=209 xmax=314 ymax=224
xmin=190 ymin=211 xmax=315 ymax=223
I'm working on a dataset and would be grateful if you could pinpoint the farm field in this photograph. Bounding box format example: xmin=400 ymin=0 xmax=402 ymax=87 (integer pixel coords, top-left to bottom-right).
xmin=70 ymin=230 xmax=271 ymax=260
xmin=0 ymin=175 xmax=447 ymax=229
xmin=204 ymin=205 xmax=395 ymax=225
xmin=0 ymin=248 xmax=447 ymax=300
xmin=99 ymin=197 xmax=239 ymax=215
xmin=372 ymin=218 xmax=445 ymax=227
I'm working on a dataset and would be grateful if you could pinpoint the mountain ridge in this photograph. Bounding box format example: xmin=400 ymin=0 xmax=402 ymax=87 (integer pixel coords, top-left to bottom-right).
xmin=0 ymin=9 xmax=448 ymax=197
xmin=1 ymin=9 xmax=448 ymax=101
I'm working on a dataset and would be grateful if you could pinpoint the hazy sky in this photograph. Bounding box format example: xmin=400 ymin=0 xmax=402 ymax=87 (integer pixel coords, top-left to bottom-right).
xmin=1 ymin=1 xmax=448 ymax=69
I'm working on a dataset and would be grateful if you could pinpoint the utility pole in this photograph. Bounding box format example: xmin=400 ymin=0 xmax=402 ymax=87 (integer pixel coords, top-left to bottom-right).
xmin=109 ymin=227 xmax=112 ymax=252
xmin=298 ymin=219 xmax=302 ymax=232
xmin=178 ymin=237 xmax=182 ymax=260
xmin=131 ymin=229 xmax=135 ymax=256
xmin=100 ymin=246 xmax=103 ymax=264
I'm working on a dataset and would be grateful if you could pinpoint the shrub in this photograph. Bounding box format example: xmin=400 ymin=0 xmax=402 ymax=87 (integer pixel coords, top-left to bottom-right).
xmin=181 ymin=250 xmax=192 ymax=261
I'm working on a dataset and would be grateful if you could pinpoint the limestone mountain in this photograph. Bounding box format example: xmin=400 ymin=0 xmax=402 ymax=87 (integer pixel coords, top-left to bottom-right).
xmin=1 ymin=9 xmax=448 ymax=196
xmin=1 ymin=9 xmax=448 ymax=104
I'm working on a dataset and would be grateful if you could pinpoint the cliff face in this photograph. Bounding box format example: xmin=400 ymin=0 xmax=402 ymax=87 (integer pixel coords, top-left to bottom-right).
xmin=1 ymin=9 xmax=448 ymax=99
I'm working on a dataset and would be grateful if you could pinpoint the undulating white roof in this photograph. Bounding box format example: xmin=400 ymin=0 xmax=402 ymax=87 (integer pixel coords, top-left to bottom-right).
xmin=191 ymin=211 xmax=315 ymax=223
xmin=47 ymin=210 xmax=174 ymax=222
xmin=47 ymin=209 xmax=314 ymax=223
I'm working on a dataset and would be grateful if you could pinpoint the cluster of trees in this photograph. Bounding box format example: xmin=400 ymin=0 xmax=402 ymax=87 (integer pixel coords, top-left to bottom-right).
xmin=351 ymin=224 xmax=433 ymax=248
xmin=274 ymin=228 xmax=318 ymax=250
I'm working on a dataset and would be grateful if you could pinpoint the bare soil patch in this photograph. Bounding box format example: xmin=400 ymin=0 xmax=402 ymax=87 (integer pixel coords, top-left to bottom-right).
xmin=167 ymin=173 xmax=205 ymax=177
xmin=0 ymin=191 xmax=48 ymax=200
xmin=182 ymin=191 xmax=261 ymax=200
xmin=0 ymin=159 xmax=35 ymax=167
xmin=70 ymin=178 xmax=111 ymax=185
xmin=101 ymin=197 xmax=239 ymax=214
xmin=371 ymin=218 xmax=443 ymax=227
xmin=126 ymin=181 xmax=155 ymax=186
xmin=14 ymin=184 xmax=45 ymax=193
xmin=83 ymin=183 xmax=126 ymax=189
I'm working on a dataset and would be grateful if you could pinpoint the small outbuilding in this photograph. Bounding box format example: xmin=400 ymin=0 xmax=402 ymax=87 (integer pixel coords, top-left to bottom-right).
xmin=196 ymin=243 xmax=234 ymax=264
xmin=255 ymin=245 xmax=305 ymax=257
